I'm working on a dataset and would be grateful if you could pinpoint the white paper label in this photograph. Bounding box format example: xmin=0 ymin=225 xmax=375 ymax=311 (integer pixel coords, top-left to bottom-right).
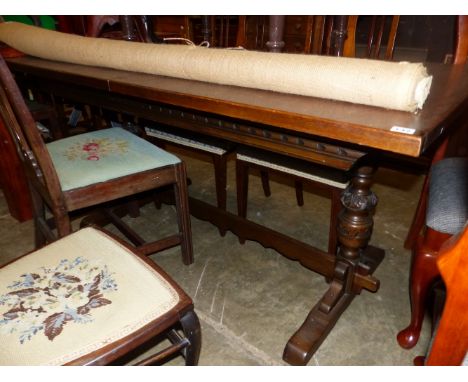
xmin=390 ymin=126 xmax=416 ymax=135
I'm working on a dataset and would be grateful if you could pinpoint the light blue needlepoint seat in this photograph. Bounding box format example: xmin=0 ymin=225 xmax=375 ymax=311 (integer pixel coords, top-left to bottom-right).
xmin=47 ymin=127 xmax=180 ymax=191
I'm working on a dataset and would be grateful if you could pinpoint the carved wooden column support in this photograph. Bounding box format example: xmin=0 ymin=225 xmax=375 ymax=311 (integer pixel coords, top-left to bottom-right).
xmin=338 ymin=166 xmax=377 ymax=263
xmin=266 ymin=15 xmax=285 ymax=52
xmin=283 ymin=164 xmax=382 ymax=365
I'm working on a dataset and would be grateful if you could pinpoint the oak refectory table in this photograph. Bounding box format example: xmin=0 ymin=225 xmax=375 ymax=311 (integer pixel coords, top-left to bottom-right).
xmin=6 ymin=56 xmax=468 ymax=365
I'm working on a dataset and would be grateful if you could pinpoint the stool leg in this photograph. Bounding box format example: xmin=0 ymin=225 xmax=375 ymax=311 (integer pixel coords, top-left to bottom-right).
xmin=236 ymin=159 xmax=249 ymax=244
xmin=294 ymin=179 xmax=304 ymax=206
xmin=212 ymin=154 xmax=227 ymax=211
xmin=180 ymin=310 xmax=202 ymax=366
xmin=260 ymin=170 xmax=271 ymax=197
xmin=212 ymin=154 xmax=228 ymax=237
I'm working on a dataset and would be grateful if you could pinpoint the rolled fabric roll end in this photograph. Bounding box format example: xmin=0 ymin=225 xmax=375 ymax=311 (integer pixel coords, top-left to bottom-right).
xmin=415 ymin=73 xmax=433 ymax=110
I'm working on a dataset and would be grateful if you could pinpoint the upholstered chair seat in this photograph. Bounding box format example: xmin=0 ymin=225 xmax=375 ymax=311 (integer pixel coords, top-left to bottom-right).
xmin=0 ymin=227 xmax=200 ymax=366
xmin=47 ymin=127 xmax=180 ymax=191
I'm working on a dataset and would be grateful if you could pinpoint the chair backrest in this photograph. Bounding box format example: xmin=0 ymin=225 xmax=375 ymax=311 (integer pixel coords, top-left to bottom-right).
xmin=0 ymin=54 xmax=63 ymax=207
xmin=345 ymin=16 xmax=400 ymax=59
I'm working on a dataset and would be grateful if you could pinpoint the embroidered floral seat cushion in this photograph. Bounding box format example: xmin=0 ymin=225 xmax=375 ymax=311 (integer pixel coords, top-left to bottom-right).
xmin=46 ymin=127 xmax=180 ymax=191
xmin=0 ymin=227 xmax=179 ymax=365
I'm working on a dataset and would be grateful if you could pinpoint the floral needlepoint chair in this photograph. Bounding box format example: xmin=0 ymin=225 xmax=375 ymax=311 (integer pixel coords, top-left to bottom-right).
xmin=0 ymin=227 xmax=201 ymax=365
xmin=0 ymin=52 xmax=193 ymax=265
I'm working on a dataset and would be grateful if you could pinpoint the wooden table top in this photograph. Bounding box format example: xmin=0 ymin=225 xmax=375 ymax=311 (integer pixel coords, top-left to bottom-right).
xmin=8 ymin=56 xmax=468 ymax=157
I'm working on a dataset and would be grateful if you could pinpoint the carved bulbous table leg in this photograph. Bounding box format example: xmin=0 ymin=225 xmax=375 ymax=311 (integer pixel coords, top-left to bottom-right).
xmin=283 ymin=165 xmax=382 ymax=365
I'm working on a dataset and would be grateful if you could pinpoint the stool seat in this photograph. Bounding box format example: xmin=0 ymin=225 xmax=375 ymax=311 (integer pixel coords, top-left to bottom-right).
xmin=0 ymin=227 xmax=189 ymax=365
xmin=145 ymin=125 xmax=229 ymax=155
xmin=237 ymin=147 xmax=349 ymax=190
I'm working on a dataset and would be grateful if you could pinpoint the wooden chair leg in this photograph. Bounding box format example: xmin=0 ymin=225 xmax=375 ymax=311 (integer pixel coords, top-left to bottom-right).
xmin=236 ymin=160 xmax=249 ymax=244
xmin=126 ymin=199 xmax=141 ymax=218
xmin=328 ymin=188 xmax=342 ymax=255
xmin=236 ymin=160 xmax=249 ymax=219
xmin=397 ymin=229 xmax=451 ymax=349
xmin=294 ymin=179 xmax=304 ymax=206
xmin=174 ymin=162 xmax=194 ymax=265
xmin=260 ymin=170 xmax=271 ymax=197
xmin=180 ymin=310 xmax=202 ymax=366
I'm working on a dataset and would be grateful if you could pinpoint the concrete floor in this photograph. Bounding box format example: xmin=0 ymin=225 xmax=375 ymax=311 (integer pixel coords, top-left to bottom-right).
xmin=0 ymin=149 xmax=432 ymax=366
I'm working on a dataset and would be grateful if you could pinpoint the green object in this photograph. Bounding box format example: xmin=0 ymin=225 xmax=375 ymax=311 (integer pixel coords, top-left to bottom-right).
xmin=2 ymin=15 xmax=56 ymax=30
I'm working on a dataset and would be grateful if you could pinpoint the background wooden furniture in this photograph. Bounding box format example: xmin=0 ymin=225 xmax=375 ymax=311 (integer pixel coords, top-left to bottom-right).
xmin=0 ymin=226 xmax=201 ymax=365
xmin=0 ymin=53 xmax=193 ymax=265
